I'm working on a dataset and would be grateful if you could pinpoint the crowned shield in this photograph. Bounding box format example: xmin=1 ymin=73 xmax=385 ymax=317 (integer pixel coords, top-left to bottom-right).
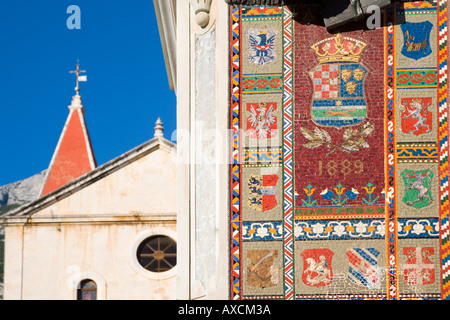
xmin=301 ymin=249 xmax=334 ymax=287
xmin=309 ymin=34 xmax=368 ymax=128
xmin=403 ymin=247 xmax=435 ymax=286
xmin=346 ymin=248 xmax=381 ymax=289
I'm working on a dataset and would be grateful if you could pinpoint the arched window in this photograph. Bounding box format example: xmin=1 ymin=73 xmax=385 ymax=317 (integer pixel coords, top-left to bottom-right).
xmin=136 ymin=235 xmax=176 ymax=273
xmin=77 ymin=279 xmax=97 ymax=300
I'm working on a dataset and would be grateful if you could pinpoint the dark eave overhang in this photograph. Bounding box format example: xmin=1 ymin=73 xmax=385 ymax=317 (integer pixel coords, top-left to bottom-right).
xmin=224 ymin=0 xmax=392 ymax=30
xmin=224 ymin=0 xmax=295 ymax=4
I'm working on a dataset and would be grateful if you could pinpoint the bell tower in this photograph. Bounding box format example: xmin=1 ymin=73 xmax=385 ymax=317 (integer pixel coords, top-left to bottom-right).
xmin=39 ymin=61 xmax=96 ymax=196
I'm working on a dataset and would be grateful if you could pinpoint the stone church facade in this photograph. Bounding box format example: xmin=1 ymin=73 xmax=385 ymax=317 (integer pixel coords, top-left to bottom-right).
xmin=1 ymin=91 xmax=177 ymax=299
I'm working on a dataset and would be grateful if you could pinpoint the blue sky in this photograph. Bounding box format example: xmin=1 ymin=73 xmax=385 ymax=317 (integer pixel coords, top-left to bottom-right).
xmin=0 ymin=0 xmax=176 ymax=186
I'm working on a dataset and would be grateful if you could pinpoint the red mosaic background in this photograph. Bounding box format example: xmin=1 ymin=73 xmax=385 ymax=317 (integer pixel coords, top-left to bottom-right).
xmin=293 ymin=23 xmax=385 ymax=208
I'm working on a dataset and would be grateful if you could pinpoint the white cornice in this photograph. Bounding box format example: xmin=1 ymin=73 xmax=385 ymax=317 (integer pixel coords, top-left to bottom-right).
xmin=153 ymin=0 xmax=177 ymax=92
xmin=2 ymin=213 xmax=176 ymax=226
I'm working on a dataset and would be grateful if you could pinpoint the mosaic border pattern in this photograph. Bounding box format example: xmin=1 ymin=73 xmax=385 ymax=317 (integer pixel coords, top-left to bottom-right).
xmin=230 ymin=5 xmax=241 ymax=300
xmin=437 ymin=0 xmax=450 ymax=299
xmin=384 ymin=5 xmax=398 ymax=300
xmin=282 ymin=6 xmax=294 ymax=300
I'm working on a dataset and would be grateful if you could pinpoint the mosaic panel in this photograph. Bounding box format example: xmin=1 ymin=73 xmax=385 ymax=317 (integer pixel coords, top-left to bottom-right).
xmin=229 ymin=1 xmax=449 ymax=300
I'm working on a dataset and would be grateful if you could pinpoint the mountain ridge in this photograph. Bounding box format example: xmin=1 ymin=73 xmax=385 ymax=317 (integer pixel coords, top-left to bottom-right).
xmin=0 ymin=170 xmax=47 ymax=215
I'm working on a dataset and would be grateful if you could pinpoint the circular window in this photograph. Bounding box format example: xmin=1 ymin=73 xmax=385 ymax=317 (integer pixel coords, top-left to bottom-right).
xmin=136 ymin=235 xmax=177 ymax=273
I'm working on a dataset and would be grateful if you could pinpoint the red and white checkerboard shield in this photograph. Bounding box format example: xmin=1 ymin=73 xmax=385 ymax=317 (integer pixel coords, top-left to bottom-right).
xmin=310 ymin=64 xmax=339 ymax=99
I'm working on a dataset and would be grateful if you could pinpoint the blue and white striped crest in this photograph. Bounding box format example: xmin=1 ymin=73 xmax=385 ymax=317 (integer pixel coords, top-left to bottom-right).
xmin=346 ymin=248 xmax=381 ymax=289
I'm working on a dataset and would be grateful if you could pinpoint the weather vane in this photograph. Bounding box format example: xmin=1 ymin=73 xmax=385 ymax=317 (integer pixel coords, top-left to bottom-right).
xmin=69 ymin=60 xmax=87 ymax=95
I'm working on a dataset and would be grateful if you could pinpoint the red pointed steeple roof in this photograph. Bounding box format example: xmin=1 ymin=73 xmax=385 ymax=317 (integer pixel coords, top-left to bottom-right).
xmin=40 ymin=94 xmax=96 ymax=196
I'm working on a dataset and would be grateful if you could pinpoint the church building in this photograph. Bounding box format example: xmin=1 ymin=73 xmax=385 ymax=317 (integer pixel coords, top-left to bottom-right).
xmin=0 ymin=66 xmax=177 ymax=300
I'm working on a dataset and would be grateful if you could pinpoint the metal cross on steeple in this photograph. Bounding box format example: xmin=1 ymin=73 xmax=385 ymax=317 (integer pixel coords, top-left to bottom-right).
xmin=69 ymin=60 xmax=87 ymax=96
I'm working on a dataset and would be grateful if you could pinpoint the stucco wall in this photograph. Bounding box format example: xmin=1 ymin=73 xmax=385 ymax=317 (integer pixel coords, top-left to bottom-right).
xmin=4 ymin=221 xmax=176 ymax=300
